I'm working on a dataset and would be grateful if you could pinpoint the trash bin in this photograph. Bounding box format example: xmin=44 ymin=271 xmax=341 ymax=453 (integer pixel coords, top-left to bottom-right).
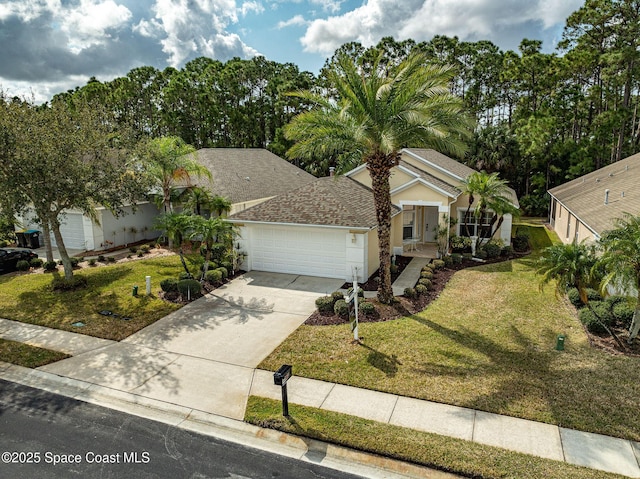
xmin=15 ymin=231 xmax=27 ymax=248
xmin=24 ymin=230 xmax=40 ymax=249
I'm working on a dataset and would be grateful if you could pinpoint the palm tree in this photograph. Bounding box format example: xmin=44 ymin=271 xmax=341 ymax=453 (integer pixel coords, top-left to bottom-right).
xmin=285 ymin=51 xmax=471 ymax=303
xmin=189 ymin=215 xmax=237 ymax=281
xmin=182 ymin=186 xmax=214 ymax=217
xmin=210 ymin=195 xmax=232 ymax=218
xmin=154 ymin=212 xmax=192 ymax=249
xmin=140 ymin=136 xmax=211 ymax=213
xmin=537 ymin=242 xmax=624 ymax=349
xmin=598 ymin=214 xmax=640 ymax=343
xmin=461 ymin=171 xmax=519 ymax=245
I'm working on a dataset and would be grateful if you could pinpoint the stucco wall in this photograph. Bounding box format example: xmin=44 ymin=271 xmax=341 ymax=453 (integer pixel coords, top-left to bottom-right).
xmin=549 ymin=200 xmax=597 ymax=245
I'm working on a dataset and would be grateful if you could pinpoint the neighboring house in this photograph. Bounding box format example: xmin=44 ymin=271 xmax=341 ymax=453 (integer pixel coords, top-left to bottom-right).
xmin=548 ymin=152 xmax=640 ymax=244
xmin=230 ymin=148 xmax=519 ymax=282
xmin=191 ymin=148 xmax=316 ymax=214
xmin=17 ymin=202 xmax=162 ymax=251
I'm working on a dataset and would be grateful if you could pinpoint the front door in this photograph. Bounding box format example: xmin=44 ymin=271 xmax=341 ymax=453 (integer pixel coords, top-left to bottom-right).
xmin=423 ymin=208 xmax=440 ymax=242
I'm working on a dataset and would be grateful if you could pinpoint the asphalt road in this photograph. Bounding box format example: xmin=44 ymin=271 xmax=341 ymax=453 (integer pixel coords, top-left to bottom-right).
xmin=0 ymin=379 xmax=364 ymax=479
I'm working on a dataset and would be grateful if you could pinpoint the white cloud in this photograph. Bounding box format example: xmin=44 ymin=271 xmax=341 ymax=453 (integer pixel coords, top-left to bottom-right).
xmin=301 ymin=0 xmax=584 ymax=55
xmin=138 ymin=0 xmax=259 ymax=67
xmin=311 ymin=0 xmax=343 ymax=14
xmin=241 ymin=1 xmax=264 ymax=16
xmin=61 ymin=0 xmax=133 ymax=53
xmin=277 ymin=14 xmax=307 ymax=29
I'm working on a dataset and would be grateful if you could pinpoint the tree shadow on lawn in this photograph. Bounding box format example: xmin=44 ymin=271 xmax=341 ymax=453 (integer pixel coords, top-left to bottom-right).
xmin=359 ymin=342 xmax=402 ymax=378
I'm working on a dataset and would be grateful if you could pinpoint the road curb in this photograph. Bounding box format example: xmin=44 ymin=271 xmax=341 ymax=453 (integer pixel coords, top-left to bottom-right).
xmin=0 ymin=362 xmax=458 ymax=478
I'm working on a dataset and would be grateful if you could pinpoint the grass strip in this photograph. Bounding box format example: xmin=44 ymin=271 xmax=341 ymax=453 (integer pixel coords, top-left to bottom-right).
xmin=245 ymin=396 xmax=625 ymax=479
xmin=0 ymin=338 xmax=70 ymax=368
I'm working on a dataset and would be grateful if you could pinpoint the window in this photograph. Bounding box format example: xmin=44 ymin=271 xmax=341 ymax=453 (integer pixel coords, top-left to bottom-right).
xmin=403 ymin=206 xmax=415 ymax=240
xmin=459 ymin=210 xmax=493 ymax=238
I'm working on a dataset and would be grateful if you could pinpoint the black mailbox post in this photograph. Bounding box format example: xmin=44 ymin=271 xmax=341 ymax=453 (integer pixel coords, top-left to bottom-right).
xmin=273 ymin=364 xmax=292 ymax=416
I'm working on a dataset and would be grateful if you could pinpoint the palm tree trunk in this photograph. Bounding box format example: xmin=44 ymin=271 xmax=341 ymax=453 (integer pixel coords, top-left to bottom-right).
xmin=628 ymin=304 xmax=640 ymax=343
xmin=368 ymin=154 xmax=394 ymax=304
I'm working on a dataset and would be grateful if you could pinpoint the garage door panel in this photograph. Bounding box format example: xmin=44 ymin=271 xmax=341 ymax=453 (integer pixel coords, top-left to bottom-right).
xmin=251 ymin=226 xmax=346 ymax=279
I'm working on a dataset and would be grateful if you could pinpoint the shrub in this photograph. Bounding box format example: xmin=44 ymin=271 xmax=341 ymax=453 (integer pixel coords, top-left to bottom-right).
xmin=390 ymin=263 xmax=398 ymax=274
xmin=567 ymin=288 xmax=583 ymax=309
xmin=501 ymin=245 xmax=514 ymax=257
xmin=612 ymin=301 xmax=634 ymax=329
xmin=30 ymin=258 xmax=43 ymax=268
xmin=415 ymin=284 xmax=428 ymax=295
xmin=578 ymin=301 xmax=614 ymax=334
xmin=88 ymin=258 xmax=97 ymax=266
xmin=70 ymin=257 xmax=80 ymax=268
xmin=216 ymin=266 xmax=228 ymax=279
xmin=443 ymin=255 xmax=453 ymax=267
xmin=331 ymin=291 xmax=345 ymax=303
xmin=418 ymin=278 xmax=432 ymax=289
xmin=334 ymin=299 xmax=349 ymax=317
xmin=43 ymin=261 xmax=58 ymax=272
xmin=449 ymin=235 xmax=471 ymax=252
xmin=403 ymin=287 xmax=417 ymax=298
xmin=129 ymin=246 xmax=138 ymax=253
xmin=462 ymin=253 xmax=473 ymax=260
xmin=420 ymin=270 xmax=433 ymax=280
xmin=221 ymin=260 xmax=233 ymax=272
xmin=140 ymin=245 xmax=150 ymax=253
xmin=482 ymin=241 xmax=502 ymax=258
xmin=97 ymin=255 xmax=106 ymax=262
xmin=358 ymin=301 xmax=376 ymax=316
xmin=316 ymin=296 xmax=336 ymax=313
xmin=137 ymin=251 xmax=144 ymax=257
xmin=432 ymin=259 xmax=445 ymax=270
xmin=107 ymin=256 xmax=116 ymax=263
xmin=16 ymin=260 xmax=30 ymax=271
xmin=421 ymin=265 xmax=434 ymax=273
xmin=51 ymin=275 xmax=88 ymax=291
xmin=585 ymin=288 xmax=602 ymax=302
xmin=177 ymin=279 xmax=203 ymax=299
xmin=512 ymin=234 xmax=529 ymax=252
xmin=205 ymin=269 xmax=223 ymax=283
xmin=450 ymin=253 xmax=462 ymax=264
xmin=160 ymin=278 xmax=179 ymax=293
xmin=179 ymin=271 xmax=193 ymax=280
xmin=475 ymin=250 xmax=488 ymax=259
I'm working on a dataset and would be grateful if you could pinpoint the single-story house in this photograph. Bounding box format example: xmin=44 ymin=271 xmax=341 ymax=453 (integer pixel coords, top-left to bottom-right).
xmin=548 ymin=152 xmax=640 ymax=244
xmin=191 ymin=148 xmax=316 ymax=214
xmin=230 ymin=148 xmax=519 ymax=282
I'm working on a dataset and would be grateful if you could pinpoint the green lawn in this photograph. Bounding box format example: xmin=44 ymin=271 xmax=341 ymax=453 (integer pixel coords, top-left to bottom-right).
xmin=260 ymin=224 xmax=640 ymax=441
xmin=245 ymin=397 xmax=625 ymax=479
xmin=0 ymin=338 xmax=70 ymax=368
xmin=0 ymin=256 xmax=186 ymax=340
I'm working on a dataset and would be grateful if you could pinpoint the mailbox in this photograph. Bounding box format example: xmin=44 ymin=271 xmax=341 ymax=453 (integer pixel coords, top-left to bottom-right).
xmin=273 ymin=364 xmax=292 ymax=386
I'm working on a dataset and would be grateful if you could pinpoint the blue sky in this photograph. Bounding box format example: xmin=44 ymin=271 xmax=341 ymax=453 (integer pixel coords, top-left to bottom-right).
xmin=0 ymin=0 xmax=584 ymax=103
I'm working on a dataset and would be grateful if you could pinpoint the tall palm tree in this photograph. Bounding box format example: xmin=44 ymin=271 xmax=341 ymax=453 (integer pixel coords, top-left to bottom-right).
xmin=210 ymin=195 xmax=232 ymax=218
xmin=598 ymin=214 xmax=640 ymax=343
xmin=140 ymin=136 xmax=211 ymax=213
xmin=461 ymin=171 xmax=519 ymax=243
xmin=285 ymin=52 xmax=471 ymax=303
xmin=537 ymin=241 xmax=624 ymax=348
xmin=182 ymin=186 xmax=214 ymax=217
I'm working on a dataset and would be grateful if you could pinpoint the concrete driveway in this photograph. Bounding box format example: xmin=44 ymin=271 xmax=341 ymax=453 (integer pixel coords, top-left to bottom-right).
xmin=39 ymin=272 xmax=343 ymax=419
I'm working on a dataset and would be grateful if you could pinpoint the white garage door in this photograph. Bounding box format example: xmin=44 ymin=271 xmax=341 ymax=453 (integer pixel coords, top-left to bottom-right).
xmin=250 ymin=226 xmax=347 ymax=279
xmin=50 ymin=213 xmax=86 ymax=249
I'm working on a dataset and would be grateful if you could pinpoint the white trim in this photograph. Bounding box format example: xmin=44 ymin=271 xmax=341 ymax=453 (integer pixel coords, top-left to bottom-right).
xmin=399 ymin=200 xmax=443 ymax=208
xmin=396 ymin=164 xmax=422 ymax=179
xmin=391 ymin=177 xmax=456 ymax=199
xmin=344 ymin=163 xmax=368 ymax=177
xmin=547 ymin=193 xmax=600 ymax=239
xmin=402 ymin=148 xmax=465 ymax=182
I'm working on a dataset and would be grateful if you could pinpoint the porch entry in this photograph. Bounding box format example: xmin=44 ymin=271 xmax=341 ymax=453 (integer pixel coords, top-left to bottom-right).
xmin=402 ymin=205 xmax=439 ymax=243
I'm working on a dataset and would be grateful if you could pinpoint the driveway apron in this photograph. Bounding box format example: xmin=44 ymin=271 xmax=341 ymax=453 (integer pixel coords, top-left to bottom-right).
xmin=39 ymin=272 xmax=343 ymax=420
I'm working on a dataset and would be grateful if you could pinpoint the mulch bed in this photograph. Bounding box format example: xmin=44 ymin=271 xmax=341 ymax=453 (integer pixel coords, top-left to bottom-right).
xmin=306 ymin=256 xmax=500 ymax=326
xmin=340 ymin=255 xmax=414 ymax=291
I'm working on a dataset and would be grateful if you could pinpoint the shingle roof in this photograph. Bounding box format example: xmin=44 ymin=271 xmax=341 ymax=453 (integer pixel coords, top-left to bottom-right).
xmin=192 ymin=148 xmax=316 ymax=204
xmin=549 ymin=153 xmax=640 ymax=236
xmin=229 ymin=176 xmax=400 ymax=228
xmin=402 ymin=148 xmax=519 ymax=207
xmin=397 ymin=159 xmax=462 ymax=197
xmin=404 ymin=148 xmax=477 ymax=180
